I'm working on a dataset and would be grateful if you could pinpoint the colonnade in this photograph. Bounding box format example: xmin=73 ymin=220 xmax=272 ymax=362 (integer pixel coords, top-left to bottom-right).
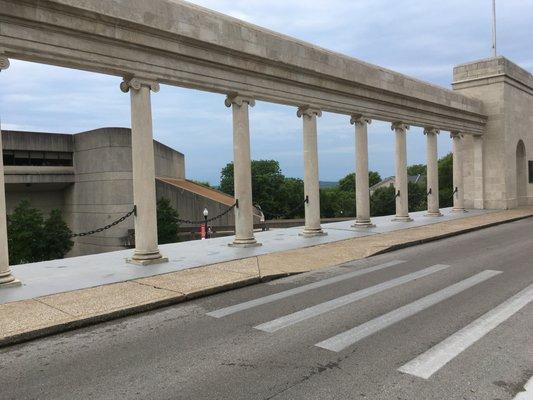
xmin=0 ymin=62 xmax=470 ymax=285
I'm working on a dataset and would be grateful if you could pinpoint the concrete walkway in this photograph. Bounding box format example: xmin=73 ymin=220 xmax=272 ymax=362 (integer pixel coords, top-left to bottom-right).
xmin=1 ymin=206 xmax=532 ymax=347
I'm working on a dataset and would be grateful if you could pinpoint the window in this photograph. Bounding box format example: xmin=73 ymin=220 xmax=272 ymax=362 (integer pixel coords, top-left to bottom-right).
xmin=529 ymin=161 xmax=533 ymax=184
xmin=2 ymin=150 xmax=73 ymax=167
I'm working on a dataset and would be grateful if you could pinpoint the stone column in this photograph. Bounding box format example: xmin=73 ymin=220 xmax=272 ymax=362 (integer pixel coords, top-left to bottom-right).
xmin=391 ymin=122 xmax=412 ymax=222
xmin=473 ymin=135 xmax=485 ymax=209
xmin=351 ymin=115 xmax=374 ymax=227
xmin=424 ymin=127 xmax=442 ymax=217
xmin=298 ymin=106 xmax=326 ymax=237
xmin=451 ymin=132 xmax=466 ymax=212
xmin=0 ymin=55 xmax=20 ymax=288
xmin=121 ymin=78 xmax=168 ymax=265
xmin=225 ymin=94 xmax=260 ymax=247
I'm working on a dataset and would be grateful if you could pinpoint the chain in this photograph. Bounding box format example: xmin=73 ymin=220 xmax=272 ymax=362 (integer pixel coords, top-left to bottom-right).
xmin=257 ymin=197 xmax=308 ymax=220
xmin=173 ymin=202 xmax=237 ymax=225
xmin=70 ymin=207 xmax=136 ymax=238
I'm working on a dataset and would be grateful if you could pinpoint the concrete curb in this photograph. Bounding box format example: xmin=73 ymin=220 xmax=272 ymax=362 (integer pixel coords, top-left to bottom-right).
xmin=371 ymin=213 xmax=533 ymax=256
xmin=1 ymin=211 xmax=531 ymax=349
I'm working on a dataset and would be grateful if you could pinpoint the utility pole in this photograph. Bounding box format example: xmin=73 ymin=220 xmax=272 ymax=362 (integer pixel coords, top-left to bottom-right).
xmin=492 ymin=0 xmax=497 ymax=57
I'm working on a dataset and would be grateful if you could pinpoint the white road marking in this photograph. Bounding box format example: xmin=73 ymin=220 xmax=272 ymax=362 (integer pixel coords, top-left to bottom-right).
xmin=206 ymin=260 xmax=405 ymax=318
xmin=513 ymin=376 xmax=533 ymax=400
xmin=254 ymin=264 xmax=449 ymax=333
xmin=316 ymin=270 xmax=502 ymax=352
xmin=398 ymin=283 xmax=533 ymax=380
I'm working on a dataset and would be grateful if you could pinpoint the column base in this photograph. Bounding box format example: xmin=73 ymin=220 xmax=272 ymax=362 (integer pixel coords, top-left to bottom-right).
xmin=299 ymin=228 xmax=328 ymax=237
xmin=351 ymin=220 xmax=375 ymax=228
xmin=391 ymin=215 xmax=413 ymax=222
xmin=126 ymin=251 xmax=169 ymax=266
xmin=229 ymin=238 xmax=262 ymax=248
xmin=424 ymin=211 xmax=443 ymax=217
xmin=0 ymin=272 xmax=22 ymax=288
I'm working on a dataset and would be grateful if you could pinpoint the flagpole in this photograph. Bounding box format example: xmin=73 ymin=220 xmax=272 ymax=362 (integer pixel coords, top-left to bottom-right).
xmin=492 ymin=0 xmax=497 ymax=57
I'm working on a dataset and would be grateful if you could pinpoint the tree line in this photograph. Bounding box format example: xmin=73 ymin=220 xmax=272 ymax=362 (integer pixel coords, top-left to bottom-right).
xmin=218 ymin=153 xmax=454 ymax=219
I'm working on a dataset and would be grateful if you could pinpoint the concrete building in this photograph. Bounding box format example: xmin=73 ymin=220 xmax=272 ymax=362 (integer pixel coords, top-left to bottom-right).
xmin=2 ymin=128 xmax=239 ymax=257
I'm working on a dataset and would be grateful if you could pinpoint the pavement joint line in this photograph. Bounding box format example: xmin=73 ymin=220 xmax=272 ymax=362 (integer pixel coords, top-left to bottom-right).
xmin=315 ymin=269 xmax=502 ymax=352
xmin=206 ymin=260 xmax=406 ymax=318
xmin=33 ymin=297 xmax=75 ymax=318
xmin=254 ymin=264 xmax=450 ymax=333
xmin=132 ymin=280 xmax=186 ymax=295
xmin=398 ymin=282 xmax=533 ymax=380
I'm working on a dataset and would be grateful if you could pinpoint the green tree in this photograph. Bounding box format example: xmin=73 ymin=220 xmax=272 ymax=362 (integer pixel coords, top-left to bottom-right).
xmin=279 ymin=177 xmax=305 ymax=219
xmin=407 ymin=164 xmax=427 ymax=176
xmin=220 ymin=160 xmax=286 ymax=215
xmin=438 ymin=153 xmax=454 ymax=207
xmin=7 ymin=200 xmax=46 ymax=264
xmin=408 ymin=181 xmax=427 ymax=212
xmin=370 ymin=186 xmax=396 ymax=217
xmin=42 ymin=209 xmax=73 ymax=261
xmin=157 ymin=198 xmax=180 ymax=244
xmin=338 ymin=171 xmax=382 ymax=192
xmin=320 ymin=188 xmax=355 ymax=218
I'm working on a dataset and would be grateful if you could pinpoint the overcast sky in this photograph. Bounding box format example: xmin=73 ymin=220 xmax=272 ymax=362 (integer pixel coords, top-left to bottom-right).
xmin=1 ymin=0 xmax=532 ymax=185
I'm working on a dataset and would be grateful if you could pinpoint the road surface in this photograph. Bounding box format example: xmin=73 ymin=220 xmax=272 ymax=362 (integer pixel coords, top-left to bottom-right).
xmin=1 ymin=218 xmax=532 ymax=399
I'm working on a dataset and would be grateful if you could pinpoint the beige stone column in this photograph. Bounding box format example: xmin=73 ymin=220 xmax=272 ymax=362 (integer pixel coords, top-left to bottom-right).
xmin=298 ymin=106 xmax=326 ymax=237
xmin=391 ymin=122 xmax=412 ymax=221
xmin=225 ymin=94 xmax=260 ymax=247
xmin=451 ymin=132 xmax=466 ymax=212
xmin=121 ymin=78 xmax=168 ymax=265
xmin=351 ymin=115 xmax=374 ymax=227
xmin=0 ymin=55 xmax=21 ymax=287
xmin=424 ymin=127 xmax=442 ymax=217
xmin=473 ymin=135 xmax=485 ymax=209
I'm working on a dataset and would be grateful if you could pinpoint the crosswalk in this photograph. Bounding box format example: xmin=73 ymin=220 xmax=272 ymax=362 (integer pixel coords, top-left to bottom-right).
xmin=207 ymin=258 xmax=533 ymax=381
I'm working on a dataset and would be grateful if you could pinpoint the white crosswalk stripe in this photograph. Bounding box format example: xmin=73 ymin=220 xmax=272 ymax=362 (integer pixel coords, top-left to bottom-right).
xmin=254 ymin=264 xmax=449 ymax=333
xmin=398 ymin=283 xmax=533 ymax=379
xmin=315 ymin=270 xmax=502 ymax=352
xmin=206 ymin=260 xmax=405 ymax=318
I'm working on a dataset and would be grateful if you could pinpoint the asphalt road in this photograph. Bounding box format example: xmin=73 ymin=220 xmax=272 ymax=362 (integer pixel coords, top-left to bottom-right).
xmin=2 ymin=218 xmax=533 ymax=400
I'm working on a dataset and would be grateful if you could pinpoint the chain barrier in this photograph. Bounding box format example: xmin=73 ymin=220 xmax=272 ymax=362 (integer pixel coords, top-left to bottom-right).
xmin=256 ymin=196 xmax=308 ymax=220
xmin=70 ymin=206 xmax=136 ymax=238
xmin=172 ymin=202 xmax=238 ymax=225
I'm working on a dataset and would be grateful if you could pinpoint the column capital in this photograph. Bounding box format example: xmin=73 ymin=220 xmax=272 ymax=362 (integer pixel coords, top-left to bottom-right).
xmin=297 ymin=106 xmax=322 ymax=118
xmin=0 ymin=55 xmax=10 ymax=72
xmin=350 ymin=115 xmax=372 ymax=126
xmin=423 ymin=127 xmax=440 ymax=135
xmin=391 ymin=122 xmax=410 ymax=132
xmin=225 ymin=94 xmax=255 ymax=108
xmin=450 ymin=131 xmax=463 ymax=139
xmin=120 ymin=77 xmax=160 ymax=93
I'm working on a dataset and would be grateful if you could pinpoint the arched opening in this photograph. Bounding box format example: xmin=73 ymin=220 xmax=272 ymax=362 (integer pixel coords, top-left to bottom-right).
xmin=516 ymin=140 xmax=527 ymax=206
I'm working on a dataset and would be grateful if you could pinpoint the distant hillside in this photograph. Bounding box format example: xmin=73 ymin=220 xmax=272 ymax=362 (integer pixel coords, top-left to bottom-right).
xmin=319 ymin=181 xmax=338 ymax=189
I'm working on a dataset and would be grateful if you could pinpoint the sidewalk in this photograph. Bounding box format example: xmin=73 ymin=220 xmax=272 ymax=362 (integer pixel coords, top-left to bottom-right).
xmin=1 ymin=207 xmax=532 ymax=347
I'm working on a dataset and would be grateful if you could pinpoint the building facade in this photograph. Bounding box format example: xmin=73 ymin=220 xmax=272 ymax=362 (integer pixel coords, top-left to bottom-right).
xmin=2 ymin=127 xmax=239 ymax=256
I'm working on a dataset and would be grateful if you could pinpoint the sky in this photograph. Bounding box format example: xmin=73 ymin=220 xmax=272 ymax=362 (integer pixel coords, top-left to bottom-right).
xmin=1 ymin=0 xmax=532 ymax=185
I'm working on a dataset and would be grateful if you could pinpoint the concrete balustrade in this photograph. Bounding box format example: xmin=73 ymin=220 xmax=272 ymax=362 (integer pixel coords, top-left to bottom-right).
xmin=391 ymin=122 xmax=413 ymax=222
xmin=424 ymin=128 xmax=442 ymax=217
xmin=298 ymin=107 xmax=326 ymax=237
xmin=351 ymin=115 xmax=374 ymax=227
xmin=0 ymin=55 xmax=20 ymax=288
xmin=451 ymin=132 xmax=466 ymax=212
xmin=121 ymin=78 xmax=168 ymax=265
xmin=225 ymin=95 xmax=260 ymax=247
